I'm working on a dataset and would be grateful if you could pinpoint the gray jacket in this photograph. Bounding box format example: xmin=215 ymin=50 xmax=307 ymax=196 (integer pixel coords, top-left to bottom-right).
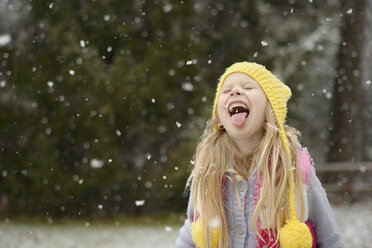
xmin=175 ymin=166 xmax=344 ymax=247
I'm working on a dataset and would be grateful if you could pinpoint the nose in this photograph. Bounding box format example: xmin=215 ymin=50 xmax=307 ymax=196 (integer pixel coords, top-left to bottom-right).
xmin=229 ymin=87 xmax=242 ymax=96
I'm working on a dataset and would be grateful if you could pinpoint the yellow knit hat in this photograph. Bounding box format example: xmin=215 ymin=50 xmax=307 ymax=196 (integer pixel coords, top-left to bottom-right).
xmin=212 ymin=61 xmax=312 ymax=248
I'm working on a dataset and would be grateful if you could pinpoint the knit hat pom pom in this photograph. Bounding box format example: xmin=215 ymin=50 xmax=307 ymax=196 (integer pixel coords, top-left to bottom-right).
xmin=279 ymin=219 xmax=312 ymax=248
xmin=191 ymin=218 xmax=219 ymax=248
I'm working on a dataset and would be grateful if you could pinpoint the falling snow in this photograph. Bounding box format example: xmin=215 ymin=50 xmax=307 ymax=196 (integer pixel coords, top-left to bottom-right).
xmin=90 ymin=158 xmax=104 ymax=169
xmin=181 ymin=82 xmax=194 ymax=92
xmin=135 ymin=199 xmax=145 ymax=206
xmin=0 ymin=34 xmax=11 ymax=47
xmin=163 ymin=4 xmax=173 ymax=13
xmin=145 ymin=153 xmax=152 ymax=160
xmin=208 ymin=217 xmax=220 ymax=228
xmin=47 ymin=81 xmax=54 ymax=87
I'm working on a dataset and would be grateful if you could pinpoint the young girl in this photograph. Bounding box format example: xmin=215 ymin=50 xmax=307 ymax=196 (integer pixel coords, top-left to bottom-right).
xmin=175 ymin=62 xmax=344 ymax=248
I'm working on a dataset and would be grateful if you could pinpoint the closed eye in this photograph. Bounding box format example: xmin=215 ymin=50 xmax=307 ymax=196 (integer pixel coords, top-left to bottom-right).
xmin=244 ymin=87 xmax=253 ymax=90
xmin=222 ymin=89 xmax=231 ymax=93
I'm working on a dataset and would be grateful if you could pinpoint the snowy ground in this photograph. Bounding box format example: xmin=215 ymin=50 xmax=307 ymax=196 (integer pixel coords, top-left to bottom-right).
xmin=332 ymin=200 xmax=372 ymax=247
xmin=0 ymin=201 xmax=371 ymax=248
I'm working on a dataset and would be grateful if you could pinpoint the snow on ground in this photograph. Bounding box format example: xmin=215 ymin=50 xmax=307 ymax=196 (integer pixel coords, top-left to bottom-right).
xmin=0 ymin=201 xmax=371 ymax=248
xmin=0 ymin=222 xmax=179 ymax=248
xmin=332 ymin=200 xmax=372 ymax=247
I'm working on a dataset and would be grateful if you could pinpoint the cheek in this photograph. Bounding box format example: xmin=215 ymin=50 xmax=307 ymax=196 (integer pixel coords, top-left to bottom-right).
xmin=252 ymin=94 xmax=268 ymax=121
xmin=258 ymin=101 xmax=268 ymax=121
xmin=259 ymin=99 xmax=268 ymax=112
xmin=257 ymin=92 xmax=268 ymax=111
xmin=216 ymin=97 xmax=227 ymax=116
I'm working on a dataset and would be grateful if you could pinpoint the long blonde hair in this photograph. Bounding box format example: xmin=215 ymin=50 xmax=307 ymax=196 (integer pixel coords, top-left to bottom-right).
xmin=186 ymin=103 xmax=305 ymax=248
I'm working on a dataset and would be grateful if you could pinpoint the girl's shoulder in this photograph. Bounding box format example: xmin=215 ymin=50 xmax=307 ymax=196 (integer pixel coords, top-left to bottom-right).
xmin=297 ymin=146 xmax=314 ymax=186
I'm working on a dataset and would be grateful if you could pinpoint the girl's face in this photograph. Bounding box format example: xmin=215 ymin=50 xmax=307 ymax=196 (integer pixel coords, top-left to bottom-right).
xmin=217 ymin=72 xmax=268 ymax=142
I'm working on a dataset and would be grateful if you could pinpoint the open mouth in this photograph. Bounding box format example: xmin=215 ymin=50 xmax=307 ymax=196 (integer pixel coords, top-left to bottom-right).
xmin=228 ymin=102 xmax=250 ymax=127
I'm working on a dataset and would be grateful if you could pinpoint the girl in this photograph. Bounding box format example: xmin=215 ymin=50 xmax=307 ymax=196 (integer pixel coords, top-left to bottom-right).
xmin=175 ymin=62 xmax=344 ymax=248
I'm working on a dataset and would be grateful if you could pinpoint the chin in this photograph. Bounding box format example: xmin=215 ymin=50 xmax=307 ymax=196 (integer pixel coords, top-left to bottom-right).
xmin=225 ymin=126 xmax=251 ymax=138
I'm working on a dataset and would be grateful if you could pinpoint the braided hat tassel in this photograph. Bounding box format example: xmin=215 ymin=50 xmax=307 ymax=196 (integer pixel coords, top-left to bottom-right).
xmin=278 ymin=128 xmax=312 ymax=248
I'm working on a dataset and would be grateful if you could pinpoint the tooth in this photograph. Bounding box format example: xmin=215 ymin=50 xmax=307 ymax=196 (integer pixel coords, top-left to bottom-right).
xmin=228 ymin=102 xmax=249 ymax=112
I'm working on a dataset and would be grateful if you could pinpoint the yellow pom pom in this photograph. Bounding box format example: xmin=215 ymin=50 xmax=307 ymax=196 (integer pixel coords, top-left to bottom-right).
xmin=279 ymin=219 xmax=312 ymax=248
xmin=191 ymin=218 xmax=219 ymax=248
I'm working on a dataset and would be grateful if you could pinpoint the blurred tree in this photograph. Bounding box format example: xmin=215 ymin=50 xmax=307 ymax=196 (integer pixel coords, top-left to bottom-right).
xmin=0 ymin=0 xmax=210 ymax=217
xmin=328 ymin=0 xmax=367 ymax=162
xmin=362 ymin=0 xmax=372 ymax=161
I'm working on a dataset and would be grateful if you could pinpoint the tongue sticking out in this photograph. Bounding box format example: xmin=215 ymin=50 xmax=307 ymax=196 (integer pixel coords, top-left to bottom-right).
xmin=231 ymin=112 xmax=248 ymax=127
